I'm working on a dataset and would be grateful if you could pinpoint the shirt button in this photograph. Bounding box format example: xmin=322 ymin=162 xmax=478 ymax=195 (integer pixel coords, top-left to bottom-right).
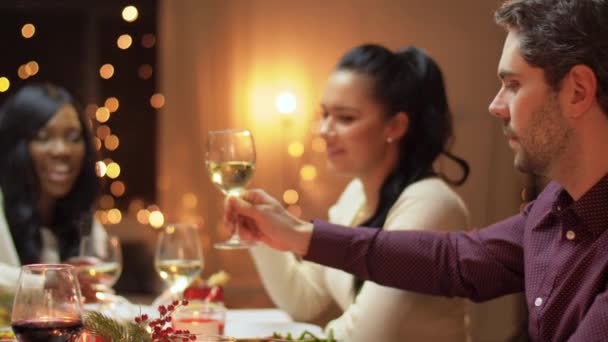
xmin=566 ymin=230 xmax=576 ymax=240
xmin=534 ymin=297 xmax=543 ymax=307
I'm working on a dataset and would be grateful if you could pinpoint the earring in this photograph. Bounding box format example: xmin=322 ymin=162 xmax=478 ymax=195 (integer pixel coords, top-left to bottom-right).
xmin=386 ymin=137 xmax=393 ymax=143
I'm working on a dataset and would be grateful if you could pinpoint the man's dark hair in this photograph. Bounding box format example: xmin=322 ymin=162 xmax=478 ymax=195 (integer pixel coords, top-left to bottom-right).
xmin=495 ymin=0 xmax=608 ymax=114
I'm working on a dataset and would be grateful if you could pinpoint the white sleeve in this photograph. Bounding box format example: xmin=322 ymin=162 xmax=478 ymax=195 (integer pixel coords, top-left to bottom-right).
xmin=325 ymin=180 xmax=470 ymax=342
xmin=249 ymin=245 xmax=333 ymax=321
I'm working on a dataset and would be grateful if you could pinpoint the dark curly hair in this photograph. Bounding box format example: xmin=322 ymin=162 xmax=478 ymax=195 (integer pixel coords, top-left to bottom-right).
xmin=0 ymin=84 xmax=99 ymax=264
xmin=495 ymin=0 xmax=608 ymax=114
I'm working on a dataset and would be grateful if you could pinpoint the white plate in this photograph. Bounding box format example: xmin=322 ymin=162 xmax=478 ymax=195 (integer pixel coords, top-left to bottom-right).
xmin=225 ymin=321 xmax=323 ymax=338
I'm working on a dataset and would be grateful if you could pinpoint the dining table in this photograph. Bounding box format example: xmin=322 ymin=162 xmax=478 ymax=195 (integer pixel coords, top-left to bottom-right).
xmin=84 ymin=301 xmax=324 ymax=339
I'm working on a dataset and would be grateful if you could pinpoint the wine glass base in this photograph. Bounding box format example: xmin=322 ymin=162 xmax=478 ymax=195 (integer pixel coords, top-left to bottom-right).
xmin=214 ymin=239 xmax=255 ymax=250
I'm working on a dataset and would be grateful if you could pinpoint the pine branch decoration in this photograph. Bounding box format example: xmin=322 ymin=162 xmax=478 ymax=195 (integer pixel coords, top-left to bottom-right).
xmin=84 ymin=311 xmax=151 ymax=342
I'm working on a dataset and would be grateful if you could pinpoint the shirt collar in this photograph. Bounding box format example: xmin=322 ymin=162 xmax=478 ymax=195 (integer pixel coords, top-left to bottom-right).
xmin=558 ymin=174 xmax=608 ymax=236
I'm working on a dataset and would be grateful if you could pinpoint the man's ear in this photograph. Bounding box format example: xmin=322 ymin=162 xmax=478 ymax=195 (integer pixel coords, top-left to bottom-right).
xmin=562 ymin=64 xmax=597 ymax=119
xmin=385 ymin=111 xmax=409 ymax=141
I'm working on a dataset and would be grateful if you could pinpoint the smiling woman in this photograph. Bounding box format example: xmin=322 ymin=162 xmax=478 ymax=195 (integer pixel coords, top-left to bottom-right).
xmin=0 ymin=84 xmax=107 ymax=293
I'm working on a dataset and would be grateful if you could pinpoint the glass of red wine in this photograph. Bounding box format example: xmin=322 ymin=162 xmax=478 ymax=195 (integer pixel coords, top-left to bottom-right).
xmin=11 ymin=264 xmax=84 ymax=342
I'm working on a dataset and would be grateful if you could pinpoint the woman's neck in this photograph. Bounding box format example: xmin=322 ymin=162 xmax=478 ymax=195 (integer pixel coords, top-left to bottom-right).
xmin=358 ymin=146 xmax=399 ymax=221
xmin=37 ymin=194 xmax=55 ymax=226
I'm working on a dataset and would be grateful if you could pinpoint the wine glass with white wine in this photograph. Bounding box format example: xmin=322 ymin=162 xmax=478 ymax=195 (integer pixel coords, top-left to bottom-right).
xmin=77 ymin=234 xmax=122 ymax=304
xmin=205 ymin=129 xmax=256 ymax=249
xmin=155 ymin=223 xmax=204 ymax=298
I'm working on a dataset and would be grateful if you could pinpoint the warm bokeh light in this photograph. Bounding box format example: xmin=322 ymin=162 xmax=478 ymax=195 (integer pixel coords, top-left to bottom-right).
xmin=150 ymin=93 xmax=165 ymax=109
xmin=106 ymin=162 xmax=121 ymax=179
xmin=136 ymin=209 xmax=150 ymax=224
xmin=116 ymin=34 xmax=133 ymax=50
xmin=104 ymin=134 xmax=120 ymax=151
xmin=121 ymin=5 xmax=139 ymax=22
xmin=93 ymin=137 xmax=102 ymax=151
xmin=287 ymin=205 xmax=302 ymax=217
xmin=107 ymin=209 xmax=123 ymax=224
xmin=283 ymin=189 xmax=299 ymax=205
xmin=147 ymin=204 xmax=160 ymax=212
xmin=149 ymin=210 xmax=165 ymax=228
xmin=182 ymin=193 xmax=198 ymax=209
xmin=17 ymin=65 xmax=29 ymax=79
xmin=311 ymin=137 xmax=327 ymax=153
xmin=25 ymin=61 xmax=39 ymax=76
xmin=96 ymin=125 xmax=111 ymax=140
xmin=95 ymin=161 xmax=107 ymax=177
xmin=99 ymin=195 xmax=115 ymax=209
xmin=105 ymin=97 xmax=120 ymax=112
xmin=95 ymin=210 xmax=109 ymax=225
xmin=0 ymin=77 xmax=9 ymax=92
xmin=141 ymin=33 xmax=156 ymax=48
xmin=95 ymin=107 xmax=111 ymax=123
xmin=300 ymin=164 xmax=317 ymax=181
xmin=129 ymin=199 xmax=145 ymax=215
xmin=21 ymin=23 xmax=35 ymax=38
xmin=99 ymin=64 xmax=115 ymax=79
xmin=138 ymin=64 xmax=153 ymax=80
xmin=110 ymin=181 xmax=126 ymax=197
xmin=287 ymin=141 xmax=304 ymax=158
xmin=276 ymin=91 xmax=297 ymax=114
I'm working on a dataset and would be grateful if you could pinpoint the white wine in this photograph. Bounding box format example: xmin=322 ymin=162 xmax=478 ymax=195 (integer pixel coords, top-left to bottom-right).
xmin=78 ymin=262 xmax=122 ymax=287
xmin=206 ymin=161 xmax=255 ymax=196
xmin=155 ymin=259 xmax=203 ymax=288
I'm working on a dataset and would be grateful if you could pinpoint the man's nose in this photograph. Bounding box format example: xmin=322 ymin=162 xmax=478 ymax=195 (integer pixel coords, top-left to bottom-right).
xmin=488 ymin=92 xmax=509 ymax=120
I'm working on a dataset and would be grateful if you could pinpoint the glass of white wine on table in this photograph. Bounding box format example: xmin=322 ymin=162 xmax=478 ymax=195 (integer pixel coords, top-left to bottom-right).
xmin=205 ymin=129 xmax=256 ymax=249
xmin=155 ymin=223 xmax=204 ymax=300
xmin=76 ymin=234 xmax=122 ymax=305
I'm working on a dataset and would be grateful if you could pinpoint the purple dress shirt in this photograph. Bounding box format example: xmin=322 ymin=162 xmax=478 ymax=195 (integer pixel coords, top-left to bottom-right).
xmin=306 ymin=176 xmax=608 ymax=341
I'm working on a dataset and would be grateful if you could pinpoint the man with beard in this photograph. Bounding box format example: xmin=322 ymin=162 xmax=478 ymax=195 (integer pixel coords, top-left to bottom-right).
xmin=224 ymin=0 xmax=608 ymax=340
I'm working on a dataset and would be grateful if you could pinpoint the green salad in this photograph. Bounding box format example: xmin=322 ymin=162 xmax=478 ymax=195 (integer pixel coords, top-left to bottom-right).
xmin=271 ymin=329 xmax=336 ymax=342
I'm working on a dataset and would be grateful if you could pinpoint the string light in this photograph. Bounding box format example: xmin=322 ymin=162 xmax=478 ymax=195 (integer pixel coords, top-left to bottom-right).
xmin=21 ymin=24 xmax=35 ymax=38
xmin=138 ymin=64 xmax=153 ymax=80
xmin=95 ymin=107 xmax=111 ymax=123
xmin=106 ymin=162 xmax=121 ymax=179
xmin=287 ymin=141 xmax=304 ymax=157
xmin=96 ymin=125 xmax=111 ymax=140
xmin=116 ymin=34 xmax=133 ymax=50
xmin=136 ymin=209 xmax=150 ymax=224
xmin=104 ymin=134 xmax=120 ymax=151
xmin=95 ymin=161 xmax=107 ymax=177
xmin=17 ymin=65 xmax=29 ymax=79
xmin=283 ymin=189 xmax=299 ymax=204
xmin=141 ymin=34 xmax=156 ymax=48
xmin=276 ymin=91 xmax=297 ymax=114
xmin=121 ymin=5 xmax=139 ymax=23
xmin=107 ymin=209 xmax=123 ymax=224
xmin=99 ymin=64 xmax=115 ymax=79
xmin=105 ymin=97 xmax=120 ymax=112
xmin=149 ymin=210 xmax=165 ymax=228
xmin=300 ymin=165 xmax=317 ymax=181
xmin=0 ymin=77 xmax=9 ymax=92
xmin=99 ymin=194 xmax=115 ymax=209
xmin=150 ymin=93 xmax=165 ymax=109
xmin=110 ymin=181 xmax=126 ymax=197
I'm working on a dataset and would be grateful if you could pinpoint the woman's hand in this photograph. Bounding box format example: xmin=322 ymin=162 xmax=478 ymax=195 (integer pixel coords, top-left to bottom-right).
xmin=65 ymin=256 xmax=103 ymax=303
xmin=224 ymin=189 xmax=314 ymax=255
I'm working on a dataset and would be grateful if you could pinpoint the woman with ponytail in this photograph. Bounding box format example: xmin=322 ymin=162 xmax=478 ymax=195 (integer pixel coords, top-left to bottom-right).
xmin=249 ymin=44 xmax=470 ymax=341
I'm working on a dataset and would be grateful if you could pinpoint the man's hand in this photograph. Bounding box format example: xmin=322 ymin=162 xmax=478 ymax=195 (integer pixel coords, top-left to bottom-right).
xmin=224 ymin=189 xmax=314 ymax=255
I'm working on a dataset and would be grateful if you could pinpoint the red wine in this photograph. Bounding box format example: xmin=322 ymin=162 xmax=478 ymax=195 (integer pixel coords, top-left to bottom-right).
xmin=11 ymin=319 xmax=83 ymax=342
